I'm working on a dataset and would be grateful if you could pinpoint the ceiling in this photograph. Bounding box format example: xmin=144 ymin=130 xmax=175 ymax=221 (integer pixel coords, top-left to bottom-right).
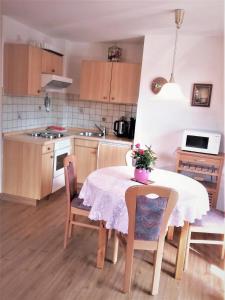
xmin=2 ymin=0 xmax=224 ymax=42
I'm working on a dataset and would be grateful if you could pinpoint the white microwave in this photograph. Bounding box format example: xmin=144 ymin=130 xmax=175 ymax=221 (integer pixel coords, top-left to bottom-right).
xmin=181 ymin=130 xmax=221 ymax=155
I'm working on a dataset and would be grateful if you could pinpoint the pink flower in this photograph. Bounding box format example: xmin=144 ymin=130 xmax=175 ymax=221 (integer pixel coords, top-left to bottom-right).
xmin=139 ymin=149 xmax=144 ymax=155
xmin=135 ymin=143 xmax=140 ymax=148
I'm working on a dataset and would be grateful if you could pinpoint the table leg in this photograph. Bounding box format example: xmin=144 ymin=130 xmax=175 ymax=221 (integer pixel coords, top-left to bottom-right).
xmin=175 ymin=221 xmax=189 ymax=280
xmin=97 ymin=221 xmax=108 ymax=269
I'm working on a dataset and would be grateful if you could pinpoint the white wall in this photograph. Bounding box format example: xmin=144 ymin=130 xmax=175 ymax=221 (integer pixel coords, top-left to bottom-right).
xmin=2 ymin=16 xmax=66 ymax=54
xmin=135 ymin=34 xmax=224 ymax=210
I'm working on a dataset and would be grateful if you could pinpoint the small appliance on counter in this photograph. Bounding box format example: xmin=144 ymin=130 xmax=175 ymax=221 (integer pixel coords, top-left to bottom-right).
xmin=114 ymin=117 xmax=129 ymax=137
xmin=127 ymin=117 xmax=136 ymax=139
xmin=114 ymin=117 xmax=136 ymax=139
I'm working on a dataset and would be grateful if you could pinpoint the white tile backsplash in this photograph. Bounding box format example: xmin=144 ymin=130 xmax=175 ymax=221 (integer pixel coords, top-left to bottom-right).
xmin=2 ymin=93 xmax=137 ymax=133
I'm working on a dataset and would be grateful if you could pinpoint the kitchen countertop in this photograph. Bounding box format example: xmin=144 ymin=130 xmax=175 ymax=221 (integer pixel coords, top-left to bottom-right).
xmin=3 ymin=127 xmax=133 ymax=146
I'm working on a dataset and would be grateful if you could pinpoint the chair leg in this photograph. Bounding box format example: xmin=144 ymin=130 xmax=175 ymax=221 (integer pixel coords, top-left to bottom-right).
xmin=64 ymin=215 xmax=70 ymax=249
xmin=68 ymin=213 xmax=74 ymax=238
xmin=184 ymin=228 xmax=192 ymax=270
xmin=167 ymin=226 xmax=174 ymax=240
xmin=151 ymin=240 xmax=164 ymax=295
xmin=123 ymin=240 xmax=134 ymax=293
xmin=112 ymin=230 xmax=119 ymax=264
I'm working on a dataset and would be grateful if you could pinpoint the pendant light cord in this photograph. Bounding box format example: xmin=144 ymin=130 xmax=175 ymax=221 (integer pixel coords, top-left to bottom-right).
xmin=170 ymin=27 xmax=179 ymax=83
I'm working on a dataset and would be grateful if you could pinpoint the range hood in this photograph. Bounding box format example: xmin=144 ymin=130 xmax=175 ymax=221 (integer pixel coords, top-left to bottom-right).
xmin=41 ymin=74 xmax=72 ymax=89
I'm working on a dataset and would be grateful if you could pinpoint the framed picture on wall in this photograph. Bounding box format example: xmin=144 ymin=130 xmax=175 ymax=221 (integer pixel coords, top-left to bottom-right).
xmin=191 ymin=83 xmax=213 ymax=107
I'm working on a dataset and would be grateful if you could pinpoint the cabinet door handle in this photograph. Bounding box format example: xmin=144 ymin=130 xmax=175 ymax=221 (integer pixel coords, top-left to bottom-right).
xmin=47 ymin=147 xmax=51 ymax=151
xmin=50 ymin=155 xmax=54 ymax=159
xmin=37 ymin=90 xmax=41 ymax=94
xmin=103 ymin=96 xmax=107 ymax=99
xmin=52 ymin=69 xmax=55 ymax=73
xmin=111 ymin=97 xmax=115 ymax=100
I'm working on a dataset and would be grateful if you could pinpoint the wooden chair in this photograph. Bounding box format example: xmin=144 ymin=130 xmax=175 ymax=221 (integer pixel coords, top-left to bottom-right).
xmin=125 ymin=149 xmax=133 ymax=167
xmin=118 ymin=185 xmax=178 ymax=295
xmin=184 ymin=208 xmax=225 ymax=269
xmin=111 ymin=148 xmax=133 ymax=262
xmin=63 ymin=154 xmax=99 ymax=250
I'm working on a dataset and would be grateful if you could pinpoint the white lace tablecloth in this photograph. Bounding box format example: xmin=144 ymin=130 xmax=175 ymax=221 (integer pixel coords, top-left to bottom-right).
xmin=79 ymin=166 xmax=209 ymax=234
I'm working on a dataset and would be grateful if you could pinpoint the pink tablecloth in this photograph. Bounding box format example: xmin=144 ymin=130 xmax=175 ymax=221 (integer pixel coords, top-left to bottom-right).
xmin=79 ymin=166 xmax=209 ymax=234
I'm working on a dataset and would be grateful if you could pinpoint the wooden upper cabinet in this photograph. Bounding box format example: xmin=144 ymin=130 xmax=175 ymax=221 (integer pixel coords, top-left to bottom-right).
xmin=80 ymin=60 xmax=112 ymax=102
xmin=4 ymin=44 xmax=42 ymax=96
xmin=41 ymin=49 xmax=63 ymax=75
xmin=79 ymin=60 xmax=141 ymax=104
xmin=110 ymin=62 xmax=141 ymax=104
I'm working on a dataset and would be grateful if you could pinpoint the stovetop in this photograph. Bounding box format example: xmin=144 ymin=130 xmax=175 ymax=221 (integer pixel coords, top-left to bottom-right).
xmin=30 ymin=131 xmax=65 ymax=139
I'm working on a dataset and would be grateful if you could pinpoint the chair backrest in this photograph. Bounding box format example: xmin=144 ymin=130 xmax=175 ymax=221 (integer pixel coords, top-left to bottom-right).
xmin=125 ymin=185 xmax=178 ymax=242
xmin=125 ymin=149 xmax=133 ymax=167
xmin=64 ymin=154 xmax=78 ymax=204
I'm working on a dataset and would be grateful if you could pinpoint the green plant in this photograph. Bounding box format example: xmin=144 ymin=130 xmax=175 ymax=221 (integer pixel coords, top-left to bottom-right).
xmin=132 ymin=143 xmax=157 ymax=171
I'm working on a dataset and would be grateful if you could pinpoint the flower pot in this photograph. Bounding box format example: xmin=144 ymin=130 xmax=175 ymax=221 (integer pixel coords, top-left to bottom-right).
xmin=134 ymin=168 xmax=149 ymax=184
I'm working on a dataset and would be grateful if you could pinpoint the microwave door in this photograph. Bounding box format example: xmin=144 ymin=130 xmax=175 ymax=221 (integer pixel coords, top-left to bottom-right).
xmin=186 ymin=135 xmax=209 ymax=150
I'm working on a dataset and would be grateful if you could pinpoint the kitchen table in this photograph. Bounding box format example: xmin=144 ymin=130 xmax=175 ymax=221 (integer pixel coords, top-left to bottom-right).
xmin=79 ymin=166 xmax=209 ymax=279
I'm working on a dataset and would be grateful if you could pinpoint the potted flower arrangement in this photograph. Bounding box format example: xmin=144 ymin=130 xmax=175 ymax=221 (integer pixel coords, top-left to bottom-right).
xmin=132 ymin=143 xmax=157 ymax=183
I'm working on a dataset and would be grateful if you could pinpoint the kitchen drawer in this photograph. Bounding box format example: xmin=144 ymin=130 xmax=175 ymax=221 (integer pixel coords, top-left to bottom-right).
xmin=74 ymin=139 xmax=98 ymax=148
xmin=42 ymin=143 xmax=54 ymax=154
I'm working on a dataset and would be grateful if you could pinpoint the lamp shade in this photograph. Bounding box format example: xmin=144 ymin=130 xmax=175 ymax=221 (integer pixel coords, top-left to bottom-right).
xmin=155 ymin=82 xmax=186 ymax=101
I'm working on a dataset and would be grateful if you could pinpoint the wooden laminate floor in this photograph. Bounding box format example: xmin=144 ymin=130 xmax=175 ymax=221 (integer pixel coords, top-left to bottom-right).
xmin=0 ymin=189 xmax=224 ymax=300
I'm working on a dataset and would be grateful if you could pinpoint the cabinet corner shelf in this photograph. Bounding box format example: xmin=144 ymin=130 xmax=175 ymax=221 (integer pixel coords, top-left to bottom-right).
xmin=176 ymin=148 xmax=224 ymax=208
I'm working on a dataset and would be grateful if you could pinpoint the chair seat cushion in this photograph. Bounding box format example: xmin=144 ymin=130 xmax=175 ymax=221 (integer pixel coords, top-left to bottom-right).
xmin=135 ymin=195 xmax=167 ymax=241
xmin=192 ymin=208 xmax=225 ymax=227
xmin=71 ymin=196 xmax=91 ymax=211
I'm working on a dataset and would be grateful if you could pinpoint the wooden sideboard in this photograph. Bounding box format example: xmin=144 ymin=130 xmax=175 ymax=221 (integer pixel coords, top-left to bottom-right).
xmin=175 ymin=148 xmax=224 ymax=208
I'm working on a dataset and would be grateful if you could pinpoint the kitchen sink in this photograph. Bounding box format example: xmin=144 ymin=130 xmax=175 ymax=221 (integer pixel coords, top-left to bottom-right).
xmin=79 ymin=131 xmax=104 ymax=137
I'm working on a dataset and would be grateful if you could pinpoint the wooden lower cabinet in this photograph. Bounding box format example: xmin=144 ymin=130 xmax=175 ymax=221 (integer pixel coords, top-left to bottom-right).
xmin=74 ymin=138 xmax=131 ymax=183
xmin=3 ymin=140 xmax=54 ymax=201
xmin=97 ymin=142 xmax=131 ymax=168
xmin=74 ymin=139 xmax=98 ymax=183
xmin=41 ymin=152 xmax=54 ymax=197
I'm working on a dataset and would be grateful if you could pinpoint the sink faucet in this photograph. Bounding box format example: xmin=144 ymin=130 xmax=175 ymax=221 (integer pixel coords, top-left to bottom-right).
xmin=95 ymin=124 xmax=106 ymax=136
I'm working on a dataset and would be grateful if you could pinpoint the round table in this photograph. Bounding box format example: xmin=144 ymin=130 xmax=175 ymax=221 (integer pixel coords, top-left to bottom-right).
xmin=79 ymin=166 xmax=209 ymax=233
xmin=79 ymin=166 xmax=209 ymax=279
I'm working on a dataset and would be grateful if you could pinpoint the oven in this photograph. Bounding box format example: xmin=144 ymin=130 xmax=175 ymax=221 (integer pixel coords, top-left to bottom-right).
xmin=52 ymin=139 xmax=71 ymax=192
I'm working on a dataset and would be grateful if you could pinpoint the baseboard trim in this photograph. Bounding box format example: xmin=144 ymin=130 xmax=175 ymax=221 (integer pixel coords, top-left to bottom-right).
xmin=0 ymin=193 xmax=38 ymax=206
